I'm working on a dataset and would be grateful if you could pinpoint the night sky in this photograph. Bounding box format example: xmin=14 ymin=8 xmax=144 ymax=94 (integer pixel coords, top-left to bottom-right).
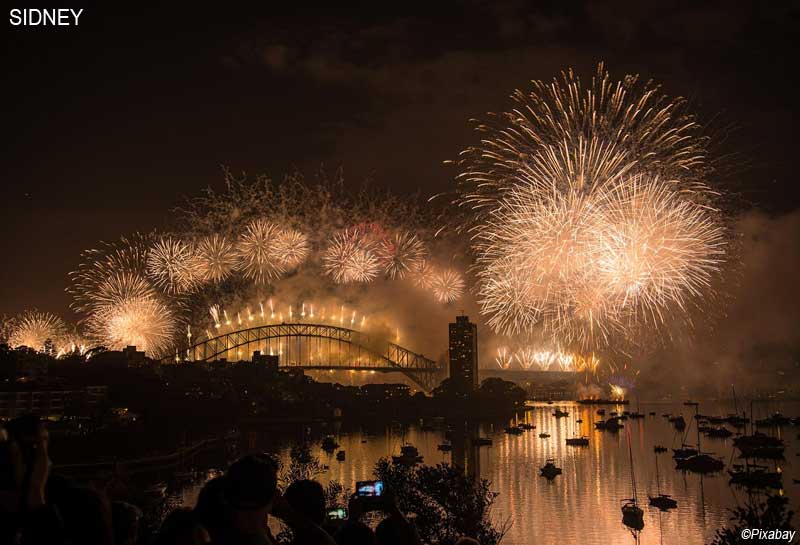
xmin=4 ymin=1 xmax=798 ymax=318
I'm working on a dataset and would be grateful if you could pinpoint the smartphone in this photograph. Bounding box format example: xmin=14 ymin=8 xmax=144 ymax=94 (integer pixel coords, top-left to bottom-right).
xmin=355 ymin=479 xmax=384 ymax=497
xmin=325 ymin=507 xmax=348 ymax=521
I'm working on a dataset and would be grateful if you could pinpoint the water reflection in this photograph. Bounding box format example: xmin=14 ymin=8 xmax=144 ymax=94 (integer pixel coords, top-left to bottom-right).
xmin=167 ymin=401 xmax=799 ymax=545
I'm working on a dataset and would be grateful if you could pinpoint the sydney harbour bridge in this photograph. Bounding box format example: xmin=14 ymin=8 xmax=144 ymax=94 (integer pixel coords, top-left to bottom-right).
xmin=169 ymin=322 xmax=443 ymax=392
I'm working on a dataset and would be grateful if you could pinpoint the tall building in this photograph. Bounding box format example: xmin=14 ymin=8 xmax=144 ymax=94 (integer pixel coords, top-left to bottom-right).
xmin=448 ymin=314 xmax=478 ymax=391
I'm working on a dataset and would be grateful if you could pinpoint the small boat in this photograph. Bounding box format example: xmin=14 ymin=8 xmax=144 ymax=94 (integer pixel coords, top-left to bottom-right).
xmin=728 ymin=463 xmax=782 ymax=489
xmin=595 ymin=417 xmax=623 ymax=431
xmin=504 ymin=426 xmax=524 ymax=435
xmin=628 ymin=412 xmax=645 ymax=419
xmin=705 ymin=427 xmax=733 ymax=438
xmin=392 ymin=444 xmax=423 ymax=465
xmin=734 ymin=432 xmax=785 ymax=459
xmin=675 ymin=403 xmax=725 ymax=473
xmin=518 ymin=423 xmax=536 ymax=430
xmin=566 ymin=436 xmax=589 ymax=446
xmin=576 ymin=418 xmax=583 ymax=423
xmin=596 ymin=409 xmax=606 ymax=416
xmin=472 ymin=437 xmax=493 ymax=446
xmin=622 ymin=499 xmax=644 ymax=530
xmin=649 ymin=411 xmax=656 ymax=416
xmin=648 ymin=453 xmax=678 ymax=511
xmin=336 ymin=450 xmax=346 ymax=461
xmin=662 ymin=413 xmax=671 ymax=418
xmin=321 ymin=436 xmax=339 ymax=451
xmin=546 ymin=400 xmax=554 ymax=405
xmin=622 ymin=430 xmax=645 ymax=530
xmin=733 ymin=432 xmax=784 ymax=450
xmin=649 ymin=494 xmax=678 ymax=511
xmin=540 ymin=459 xmax=562 ymax=479
xmin=672 ymin=445 xmax=698 ymax=459
xmin=437 ymin=443 xmax=453 ymax=452
xmin=553 ymin=409 xmax=569 ymax=418
xmin=539 ymin=432 xmax=550 ymax=438
xmin=726 ymin=414 xmax=749 ymax=427
xmin=654 ymin=445 xmax=668 ymax=453
xmin=675 ymin=453 xmax=725 ymax=473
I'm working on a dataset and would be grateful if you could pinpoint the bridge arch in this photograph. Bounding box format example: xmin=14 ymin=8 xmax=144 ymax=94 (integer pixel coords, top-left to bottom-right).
xmin=170 ymin=323 xmax=441 ymax=392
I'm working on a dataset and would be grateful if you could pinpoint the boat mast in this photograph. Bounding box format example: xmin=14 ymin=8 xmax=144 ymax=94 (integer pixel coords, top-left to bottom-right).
xmin=655 ymin=453 xmax=662 ymax=495
xmin=732 ymin=385 xmax=739 ymax=417
xmin=628 ymin=430 xmax=638 ymax=503
xmin=695 ymin=403 xmax=702 ymax=453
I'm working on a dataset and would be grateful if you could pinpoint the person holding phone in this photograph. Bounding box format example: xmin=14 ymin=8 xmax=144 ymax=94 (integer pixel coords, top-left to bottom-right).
xmin=333 ymin=482 xmax=421 ymax=545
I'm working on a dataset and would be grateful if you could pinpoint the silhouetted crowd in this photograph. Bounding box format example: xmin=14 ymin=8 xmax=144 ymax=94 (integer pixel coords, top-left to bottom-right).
xmin=1 ymin=416 xmax=483 ymax=545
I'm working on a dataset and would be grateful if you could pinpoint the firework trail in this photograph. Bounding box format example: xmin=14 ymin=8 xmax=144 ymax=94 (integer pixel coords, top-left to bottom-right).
xmin=8 ymin=311 xmax=68 ymax=353
xmin=235 ymin=219 xmax=286 ymax=284
xmin=431 ymin=269 xmax=465 ymax=304
xmin=457 ymin=64 xmax=726 ymax=348
xmin=495 ymin=347 xmax=512 ymax=369
xmin=195 ymin=234 xmax=237 ymax=283
xmin=146 ymin=236 xmax=202 ymax=294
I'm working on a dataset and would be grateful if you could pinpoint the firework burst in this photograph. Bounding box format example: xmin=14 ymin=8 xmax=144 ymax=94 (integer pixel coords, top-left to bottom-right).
xmin=273 ymin=228 xmax=310 ymax=269
xmin=411 ymin=260 xmax=435 ymax=289
xmin=86 ymin=296 xmax=176 ymax=355
xmin=430 ymin=269 xmax=465 ymax=304
xmin=69 ymin=234 xmax=152 ymax=314
xmin=377 ymin=232 xmax=427 ymax=279
xmin=235 ymin=219 xmax=285 ymax=283
xmin=195 ymin=234 xmax=237 ymax=283
xmin=8 ymin=311 xmax=68 ymax=353
xmin=458 ymin=64 xmax=726 ymax=348
xmin=146 ymin=236 xmax=202 ymax=294
xmin=323 ymin=228 xmax=380 ymax=283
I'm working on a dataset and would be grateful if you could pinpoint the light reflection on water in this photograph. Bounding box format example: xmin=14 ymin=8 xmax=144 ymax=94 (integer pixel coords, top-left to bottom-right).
xmin=176 ymin=401 xmax=800 ymax=545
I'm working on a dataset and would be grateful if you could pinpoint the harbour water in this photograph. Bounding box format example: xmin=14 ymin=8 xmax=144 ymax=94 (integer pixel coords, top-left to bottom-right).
xmin=168 ymin=400 xmax=799 ymax=545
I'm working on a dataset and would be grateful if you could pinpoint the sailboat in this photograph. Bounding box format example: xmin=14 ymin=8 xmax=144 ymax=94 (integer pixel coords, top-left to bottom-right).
xmin=648 ymin=453 xmax=678 ymax=510
xmin=621 ymin=430 xmax=645 ymax=530
xmin=675 ymin=402 xmax=725 ymax=473
xmin=725 ymin=386 xmax=748 ymax=427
